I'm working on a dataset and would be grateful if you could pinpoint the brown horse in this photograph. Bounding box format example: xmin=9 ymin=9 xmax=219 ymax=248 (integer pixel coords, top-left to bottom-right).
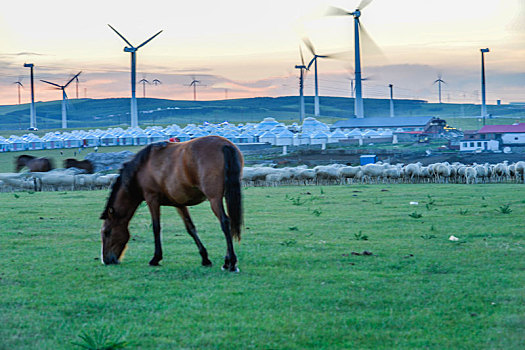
xmin=15 ymin=154 xmax=54 ymax=172
xmin=100 ymin=136 xmax=244 ymax=271
xmin=64 ymin=158 xmax=94 ymax=173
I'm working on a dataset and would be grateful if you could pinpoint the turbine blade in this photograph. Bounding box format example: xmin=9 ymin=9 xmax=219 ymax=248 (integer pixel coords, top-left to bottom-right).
xmin=108 ymin=24 xmax=134 ymax=47
xmin=327 ymin=50 xmax=354 ymax=60
xmin=40 ymin=80 xmax=62 ymax=88
xmin=65 ymin=71 xmax=82 ymax=88
xmin=302 ymin=37 xmax=316 ymax=56
xmin=136 ymin=30 xmax=163 ymax=49
xmin=325 ymin=6 xmax=350 ymax=16
xmin=359 ymin=21 xmax=386 ymax=61
xmin=358 ymin=0 xmax=373 ymax=10
xmin=307 ymin=57 xmax=316 ymax=70
xmin=300 ymin=46 xmax=305 ymax=67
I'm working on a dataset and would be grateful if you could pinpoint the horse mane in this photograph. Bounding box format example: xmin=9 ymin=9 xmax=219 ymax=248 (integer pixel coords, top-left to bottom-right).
xmin=100 ymin=142 xmax=169 ymax=219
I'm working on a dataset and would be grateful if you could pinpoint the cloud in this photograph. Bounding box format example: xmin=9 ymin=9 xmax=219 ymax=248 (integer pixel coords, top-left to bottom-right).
xmin=0 ymin=52 xmax=46 ymax=57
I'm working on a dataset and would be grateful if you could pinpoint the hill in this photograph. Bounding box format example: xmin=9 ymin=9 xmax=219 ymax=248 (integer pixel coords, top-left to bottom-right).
xmin=0 ymin=96 xmax=524 ymax=131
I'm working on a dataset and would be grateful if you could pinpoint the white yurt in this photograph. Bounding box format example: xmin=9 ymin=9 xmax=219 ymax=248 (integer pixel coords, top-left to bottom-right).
xmin=41 ymin=133 xmax=64 ymax=149
xmin=346 ymin=128 xmax=363 ymax=139
xmin=81 ymin=132 xmax=100 ymax=147
xmin=173 ymin=131 xmax=191 ymax=142
xmin=61 ymin=133 xmax=83 ymax=148
xmin=23 ymin=134 xmax=45 ymax=150
xmin=237 ymin=130 xmax=257 ymax=143
xmin=0 ymin=137 xmax=10 ymax=152
xmin=275 ymin=129 xmax=294 ymax=146
xmin=129 ymin=129 xmax=149 ymax=145
xmin=362 ymin=130 xmax=381 ymax=139
xmin=163 ymin=124 xmax=182 ymax=137
xmin=301 ymin=117 xmax=329 ymax=134
xmin=256 ymin=117 xmax=280 ymax=132
xmin=310 ymin=131 xmax=329 ymax=145
xmin=329 ymin=129 xmax=347 ymax=143
xmin=116 ymin=130 xmax=134 ymax=146
xmin=147 ymin=130 xmax=168 ymax=143
xmin=259 ymin=130 xmax=277 ymax=145
xmin=7 ymin=135 xmax=27 ymax=151
xmin=99 ymin=132 xmax=118 ymax=146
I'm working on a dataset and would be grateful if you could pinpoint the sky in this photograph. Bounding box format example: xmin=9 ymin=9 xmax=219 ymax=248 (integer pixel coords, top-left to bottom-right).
xmin=0 ymin=0 xmax=524 ymax=106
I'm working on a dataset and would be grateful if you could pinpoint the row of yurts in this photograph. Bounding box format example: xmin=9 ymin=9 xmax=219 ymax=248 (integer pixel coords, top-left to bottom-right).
xmin=0 ymin=117 xmax=398 ymax=152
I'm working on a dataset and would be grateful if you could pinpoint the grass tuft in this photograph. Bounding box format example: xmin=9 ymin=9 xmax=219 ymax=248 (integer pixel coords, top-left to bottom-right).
xmin=408 ymin=211 xmax=423 ymax=219
xmin=72 ymin=328 xmax=128 ymax=350
xmin=354 ymin=230 xmax=369 ymax=241
xmin=497 ymin=204 xmax=512 ymax=214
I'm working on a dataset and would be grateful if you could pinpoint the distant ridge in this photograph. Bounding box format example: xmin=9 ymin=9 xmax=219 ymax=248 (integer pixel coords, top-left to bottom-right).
xmin=0 ymin=96 xmax=520 ymax=131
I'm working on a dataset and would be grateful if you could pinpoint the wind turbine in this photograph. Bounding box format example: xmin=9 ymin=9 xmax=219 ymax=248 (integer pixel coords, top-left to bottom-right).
xmin=327 ymin=0 xmax=379 ymax=118
xmin=24 ymin=63 xmax=37 ymax=130
xmin=433 ymin=74 xmax=446 ymax=104
xmin=303 ymin=38 xmax=331 ymax=117
xmin=108 ymin=24 xmax=163 ymax=128
xmin=189 ymin=77 xmax=203 ymax=101
xmin=139 ymin=78 xmax=150 ymax=98
xmin=74 ymin=75 xmax=80 ymax=99
xmin=152 ymin=79 xmax=162 ymax=86
xmin=40 ymin=71 xmax=81 ymax=129
xmin=294 ymin=46 xmax=309 ymax=123
xmin=13 ymin=79 xmax=23 ymax=105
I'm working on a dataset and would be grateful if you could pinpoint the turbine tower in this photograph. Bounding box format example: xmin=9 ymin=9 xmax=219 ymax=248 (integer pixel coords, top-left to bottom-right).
xmin=433 ymin=74 xmax=446 ymax=104
xmin=303 ymin=38 xmax=331 ymax=117
xmin=40 ymin=71 xmax=81 ymax=129
xmin=389 ymin=84 xmax=394 ymax=118
xmin=108 ymin=24 xmax=162 ymax=128
xmin=327 ymin=0 xmax=377 ymax=118
xmin=13 ymin=80 xmax=23 ymax=105
xmin=139 ymin=78 xmax=150 ymax=98
xmin=480 ymin=48 xmax=490 ymax=121
xmin=24 ymin=63 xmax=37 ymax=130
xmin=294 ymin=46 xmax=309 ymax=123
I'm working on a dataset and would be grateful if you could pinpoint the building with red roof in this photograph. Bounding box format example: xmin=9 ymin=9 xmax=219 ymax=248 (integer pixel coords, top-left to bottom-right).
xmin=477 ymin=123 xmax=525 ymax=145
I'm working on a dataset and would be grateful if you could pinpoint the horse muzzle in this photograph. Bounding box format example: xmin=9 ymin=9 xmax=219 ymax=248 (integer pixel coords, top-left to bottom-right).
xmin=102 ymin=253 xmax=120 ymax=265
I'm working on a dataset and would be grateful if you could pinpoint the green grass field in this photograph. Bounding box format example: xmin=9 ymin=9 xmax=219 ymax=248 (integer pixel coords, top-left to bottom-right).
xmin=0 ymin=184 xmax=523 ymax=349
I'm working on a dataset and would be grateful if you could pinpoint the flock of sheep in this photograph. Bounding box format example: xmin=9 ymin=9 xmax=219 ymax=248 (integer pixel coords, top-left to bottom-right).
xmin=243 ymin=161 xmax=525 ymax=186
xmin=1 ymin=160 xmax=524 ymax=192
xmin=0 ymin=170 xmax=119 ymax=192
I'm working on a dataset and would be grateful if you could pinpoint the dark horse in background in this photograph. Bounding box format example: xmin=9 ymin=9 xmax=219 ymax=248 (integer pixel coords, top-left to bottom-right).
xmin=15 ymin=155 xmax=54 ymax=172
xmin=100 ymin=136 xmax=244 ymax=272
xmin=64 ymin=158 xmax=94 ymax=173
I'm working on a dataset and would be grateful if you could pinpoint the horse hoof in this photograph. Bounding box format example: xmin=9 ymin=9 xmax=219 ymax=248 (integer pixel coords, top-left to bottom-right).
xmin=149 ymin=259 xmax=161 ymax=266
xmin=202 ymin=259 xmax=213 ymax=267
xmin=221 ymin=265 xmax=240 ymax=273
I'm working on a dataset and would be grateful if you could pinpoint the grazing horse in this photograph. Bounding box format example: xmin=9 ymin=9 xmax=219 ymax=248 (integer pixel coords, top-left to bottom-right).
xmin=15 ymin=154 xmax=54 ymax=172
xmin=64 ymin=158 xmax=94 ymax=173
xmin=100 ymin=136 xmax=244 ymax=272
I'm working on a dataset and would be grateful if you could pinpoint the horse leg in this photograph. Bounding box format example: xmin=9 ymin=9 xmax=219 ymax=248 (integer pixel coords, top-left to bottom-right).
xmin=146 ymin=198 xmax=163 ymax=266
xmin=176 ymin=206 xmax=212 ymax=267
xmin=209 ymin=197 xmax=238 ymax=272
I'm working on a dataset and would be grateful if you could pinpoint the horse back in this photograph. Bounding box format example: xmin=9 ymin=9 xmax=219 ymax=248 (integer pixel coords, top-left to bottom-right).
xmin=138 ymin=136 xmax=243 ymax=205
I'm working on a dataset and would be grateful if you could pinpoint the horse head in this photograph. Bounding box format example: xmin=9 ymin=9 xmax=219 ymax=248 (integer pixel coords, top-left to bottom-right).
xmin=100 ymin=207 xmax=130 ymax=265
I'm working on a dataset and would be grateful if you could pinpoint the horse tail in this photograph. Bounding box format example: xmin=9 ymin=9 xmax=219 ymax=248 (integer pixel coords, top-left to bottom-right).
xmin=223 ymin=145 xmax=243 ymax=241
